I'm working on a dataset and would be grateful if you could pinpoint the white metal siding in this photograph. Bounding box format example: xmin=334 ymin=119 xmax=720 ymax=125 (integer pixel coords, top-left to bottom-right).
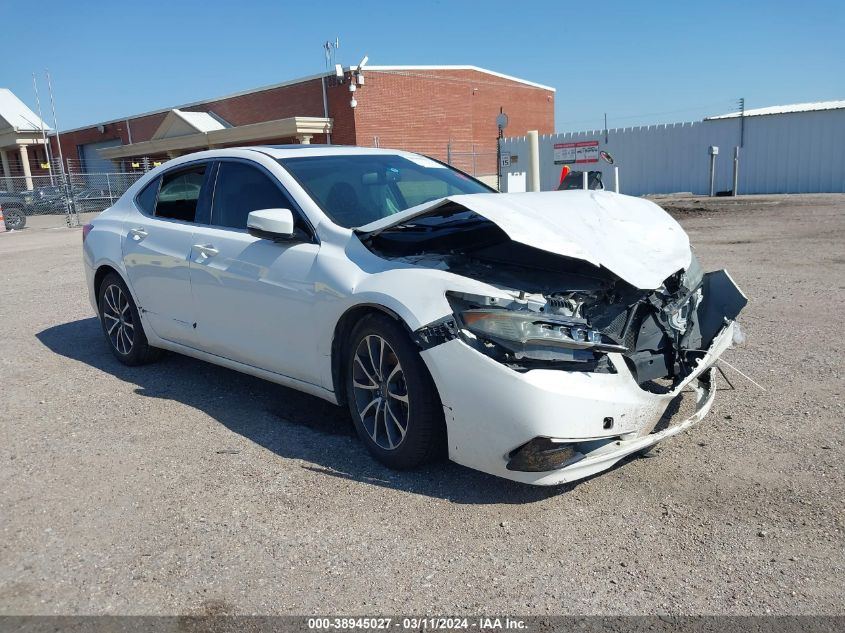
xmin=501 ymin=109 xmax=845 ymax=195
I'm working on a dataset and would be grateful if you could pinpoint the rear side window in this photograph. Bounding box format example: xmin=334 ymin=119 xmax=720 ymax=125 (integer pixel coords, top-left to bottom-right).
xmin=135 ymin=177 xmax=160 ymax=215
xmin=211 ymin=162 xmax=295 ymax=230
xmin=155 ymin=165 xmax=207 ymax=222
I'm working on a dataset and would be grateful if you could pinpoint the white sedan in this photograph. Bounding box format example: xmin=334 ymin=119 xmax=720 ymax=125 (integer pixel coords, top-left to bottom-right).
xmin=82 ymin=146 xmax=746 ymax=485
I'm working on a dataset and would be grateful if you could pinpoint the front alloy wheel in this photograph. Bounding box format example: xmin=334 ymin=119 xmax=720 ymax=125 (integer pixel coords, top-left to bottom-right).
xmin=346 ymin=313 xmax=446 ymax=470
xmin=352 ymin=334 xmax=410 ymax=450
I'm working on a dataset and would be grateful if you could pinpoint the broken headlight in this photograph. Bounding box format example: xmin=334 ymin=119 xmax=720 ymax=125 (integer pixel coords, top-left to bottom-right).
xmin=447 ymin=296 xmax=625 ymax=371
xmin=461 ymin=310 xmax=617 ymax=351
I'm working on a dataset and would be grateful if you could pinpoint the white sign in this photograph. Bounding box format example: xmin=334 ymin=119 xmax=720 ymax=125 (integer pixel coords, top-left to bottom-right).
xmin=501 ymin=151 xmax=511 ymax=168
xmin=555 ymin=141 xmax=599 ymax=164
xmin=507 ymin=172 xmax=526 ymax=192
xmin=554 ymin=143 xmax=576 ymax=164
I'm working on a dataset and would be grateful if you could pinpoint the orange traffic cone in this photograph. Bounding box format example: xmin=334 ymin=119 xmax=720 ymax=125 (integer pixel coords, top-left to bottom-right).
xmin=0 ymin=204 xmax=6 ymax=233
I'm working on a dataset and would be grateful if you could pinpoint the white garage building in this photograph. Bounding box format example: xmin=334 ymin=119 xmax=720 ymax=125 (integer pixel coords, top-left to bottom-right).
xmin=501 ymin=100 xmax=845 ymax=195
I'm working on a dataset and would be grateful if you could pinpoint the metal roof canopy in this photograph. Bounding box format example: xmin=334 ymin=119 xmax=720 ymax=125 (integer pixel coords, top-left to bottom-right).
xmin=150 ymin=109 xmax=231 ymax=140
xmin=706 ymin=100 xmax=845 ymax=120
xmin=98 ymin=115 xmax=333 ymax=159
xmin=0 ymin=88 xmax=52 ymax=149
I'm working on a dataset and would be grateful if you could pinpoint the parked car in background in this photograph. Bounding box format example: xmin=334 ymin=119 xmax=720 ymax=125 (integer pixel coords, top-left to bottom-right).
xmin=82 ymin=145 xmax=746 ymax=485
xmin=558 ymin=169 xmax=604 ymax=191
xmin=29 ymin=185 xmax=111 ymax=215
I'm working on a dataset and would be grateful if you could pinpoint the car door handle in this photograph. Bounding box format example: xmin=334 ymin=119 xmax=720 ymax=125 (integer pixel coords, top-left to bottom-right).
xmin=193 ymin=244 xmax=219 ymax=257
xmin=128 ymin=226 xmax=148 ymax=240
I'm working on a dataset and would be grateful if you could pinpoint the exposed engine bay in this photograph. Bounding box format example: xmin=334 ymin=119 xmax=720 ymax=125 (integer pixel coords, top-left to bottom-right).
xmin=358 ymin=203 xmax=747 ymax=389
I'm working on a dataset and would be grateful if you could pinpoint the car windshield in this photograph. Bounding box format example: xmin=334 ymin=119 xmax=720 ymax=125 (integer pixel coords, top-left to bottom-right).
xmin=279 ymin=154 xmax=493 ymax=228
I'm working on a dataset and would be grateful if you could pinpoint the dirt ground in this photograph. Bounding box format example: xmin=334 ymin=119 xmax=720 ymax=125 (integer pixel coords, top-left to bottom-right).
xmin=0 ymin=195 xmax=842 ymax=615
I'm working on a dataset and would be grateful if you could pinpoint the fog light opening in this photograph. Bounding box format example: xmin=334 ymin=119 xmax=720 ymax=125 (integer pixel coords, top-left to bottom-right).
xmin=506 ymin=437 xmax=584 ymax=472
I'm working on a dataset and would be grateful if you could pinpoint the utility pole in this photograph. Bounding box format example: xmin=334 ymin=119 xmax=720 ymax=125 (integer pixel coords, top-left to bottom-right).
xmin=46 ymin=70 xmax=75 ymax=226
xmin=733 ymin=97 xmax=745 ymax=197
xmin=496 ymin=107 xmax=508 ymax=191
xmin=32 ymin=73 xmax=55 ymax=185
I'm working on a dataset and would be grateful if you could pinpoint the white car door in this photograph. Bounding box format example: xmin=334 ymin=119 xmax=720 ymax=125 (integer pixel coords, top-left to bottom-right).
xmin=122 ymin=162 xmax=211 ymax=345
xmin=188 ymin=159 xmax=322 ymax=384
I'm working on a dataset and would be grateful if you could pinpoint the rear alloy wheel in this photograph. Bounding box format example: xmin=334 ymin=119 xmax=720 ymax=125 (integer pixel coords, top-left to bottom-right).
xmin=98 ymin=273 xmax=162 ymax=366
xmin=346 ymin=313 xmax=445 ymax=469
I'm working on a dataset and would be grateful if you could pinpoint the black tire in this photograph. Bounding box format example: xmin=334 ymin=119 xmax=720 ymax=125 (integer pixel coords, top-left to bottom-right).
xmin=345 ymin=313 xmax=446 ymax=469
xmin=3 ymin=207 xmax=26 ymax=230
xmin=98 ymin=273 xmax=162 ymax=366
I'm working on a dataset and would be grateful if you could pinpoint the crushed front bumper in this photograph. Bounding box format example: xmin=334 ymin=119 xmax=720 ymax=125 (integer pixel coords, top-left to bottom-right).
xmin=420 ymin=321 xmax=736 ymax=485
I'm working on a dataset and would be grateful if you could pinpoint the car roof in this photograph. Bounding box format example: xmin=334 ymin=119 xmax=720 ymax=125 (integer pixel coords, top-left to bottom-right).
xmin=241 ymin=145 xmax=420 ymax=159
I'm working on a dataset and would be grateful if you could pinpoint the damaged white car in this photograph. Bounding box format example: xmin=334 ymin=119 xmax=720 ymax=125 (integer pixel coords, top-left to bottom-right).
xmin=83 ymin=146 xmax=746 ymax=485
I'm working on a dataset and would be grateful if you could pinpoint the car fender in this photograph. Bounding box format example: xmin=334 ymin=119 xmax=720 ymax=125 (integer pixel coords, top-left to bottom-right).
xmin=316 ymin=264 xmax=518 ymax=394
xmin=84 ymin=207 xmax=160 ymax=342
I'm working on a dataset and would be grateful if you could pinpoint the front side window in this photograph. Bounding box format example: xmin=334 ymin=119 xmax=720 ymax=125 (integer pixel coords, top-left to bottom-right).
xmin=210 ymin=162 xmax=294 ymax=230
xmin=155 ymin=165 xmax=207 ymax=222
xmin=279 ymin=154 xmax=493 ymax=228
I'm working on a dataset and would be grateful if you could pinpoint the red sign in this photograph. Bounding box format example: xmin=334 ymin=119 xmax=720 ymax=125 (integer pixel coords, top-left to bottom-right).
xmin=575 ymin=141 xmax=599 ymax=164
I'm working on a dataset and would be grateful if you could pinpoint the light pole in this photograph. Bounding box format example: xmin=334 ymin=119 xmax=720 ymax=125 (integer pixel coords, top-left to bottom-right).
xmin=496 ymin=107 xmax=508 ymax=191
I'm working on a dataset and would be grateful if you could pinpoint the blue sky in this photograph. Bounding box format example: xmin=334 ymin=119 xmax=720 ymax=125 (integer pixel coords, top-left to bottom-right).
xmin=2 ymin=0 xmax=843 ymax=133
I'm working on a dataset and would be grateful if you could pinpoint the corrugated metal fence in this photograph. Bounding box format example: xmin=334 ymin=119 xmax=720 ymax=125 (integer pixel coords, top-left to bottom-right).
xmin=500 ymin=109 xmax=845 ymax=195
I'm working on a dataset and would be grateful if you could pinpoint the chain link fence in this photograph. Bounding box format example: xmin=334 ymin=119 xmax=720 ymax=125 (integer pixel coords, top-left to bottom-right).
xmin=445 ymin=142 xmax=499 ymax=190
xmin=446 ymin=142 xmax=497 ymax=177
xmin=1 ymin=163 xmax=145 ymax=229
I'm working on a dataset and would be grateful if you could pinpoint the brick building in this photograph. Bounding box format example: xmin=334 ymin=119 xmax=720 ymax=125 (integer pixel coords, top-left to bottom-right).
xmin=50 ymin=66 xmax=555 ymax=181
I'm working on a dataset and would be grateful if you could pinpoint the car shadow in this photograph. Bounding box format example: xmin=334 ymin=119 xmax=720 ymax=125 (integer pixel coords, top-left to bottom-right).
xmin=36 ymin=318 xmax=603 ymax=505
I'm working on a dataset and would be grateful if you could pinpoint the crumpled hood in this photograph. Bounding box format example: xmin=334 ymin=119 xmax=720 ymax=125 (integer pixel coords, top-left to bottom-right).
xmin=356 ymin=190 xmax=692 ymax=290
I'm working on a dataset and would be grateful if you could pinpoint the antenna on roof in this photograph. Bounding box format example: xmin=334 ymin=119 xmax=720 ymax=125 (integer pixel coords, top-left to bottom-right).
xmin=323 ymin=37 xmax=340 ymax=70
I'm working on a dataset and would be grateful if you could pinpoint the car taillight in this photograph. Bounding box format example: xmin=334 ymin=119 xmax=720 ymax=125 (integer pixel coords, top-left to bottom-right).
xmin=82 ymin=223 xmax=94 ymax=242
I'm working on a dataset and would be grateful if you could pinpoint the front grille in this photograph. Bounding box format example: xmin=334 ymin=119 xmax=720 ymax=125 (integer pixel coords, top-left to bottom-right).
xmin=604 ymin=308 xmax=628 ymax=339
xmin=623 ymin=305 xmax=644 ymax=351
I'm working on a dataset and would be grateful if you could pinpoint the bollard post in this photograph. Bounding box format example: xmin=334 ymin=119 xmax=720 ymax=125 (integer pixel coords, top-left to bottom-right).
xmin=527 ymin=130 xmax=540 ymax=192
xmin=732 ymin=146 xmax=740 ymax=196
xmin=614 ymin=166 xmax=620 ymax=193
xmin=708 ymin=146 xmax=719 ymax=197
xmin=582 ymin=171 xmax=589 ymax=190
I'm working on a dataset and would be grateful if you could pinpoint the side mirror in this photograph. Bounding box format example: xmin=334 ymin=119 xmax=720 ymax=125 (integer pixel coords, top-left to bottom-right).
xmin=247 ymin=208 xmax=295 ymax=241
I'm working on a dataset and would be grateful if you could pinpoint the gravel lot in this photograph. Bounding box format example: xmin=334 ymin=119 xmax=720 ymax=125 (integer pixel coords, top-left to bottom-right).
xmin=1 ymin=195 xmax=842 ymax=616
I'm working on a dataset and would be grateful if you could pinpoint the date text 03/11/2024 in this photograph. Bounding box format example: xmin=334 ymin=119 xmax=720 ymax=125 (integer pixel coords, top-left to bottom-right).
xmin=307 ymin=617 xmax=528 ymax=630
